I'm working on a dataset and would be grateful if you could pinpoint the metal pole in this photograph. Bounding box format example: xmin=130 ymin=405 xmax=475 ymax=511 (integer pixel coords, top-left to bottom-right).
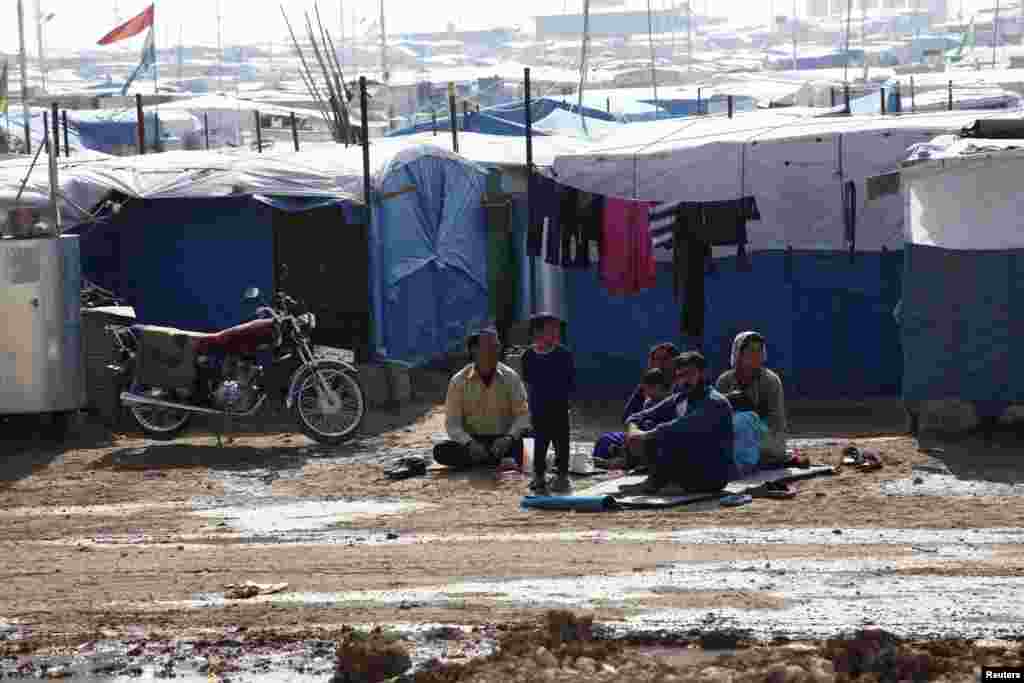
xmin=830 ymin=87 xmax=836 ymax=108
xmin=34 ymin=0 xmax=45 ymax=93
xmin=359 ymin=75 xmax=372 ymax=363
xmin=204 ymin=112 xmax=210 ymax=149
xmin=948 ymin=80 xmax=953 ymax=111
xmin=50 ymin=102 xmax=59 ymax=158
xmin=727 ymin=95 xmax=734 ymax=118
xmin=993 ymin=0 xmax=1001 ymax=70
xmin=254 ymin=110 xmax=262 ymax=152
xmin=136 ymin=93 xmax=145 ymax=154
xmin=61 ymin=110 xmax=69 ymax=156
xmin=290 ymin=112 xmax=299 ymax=151
xmin=45 ymin=110 xmax=60 ymax=231
xmin=448 ymin=82 xmax=458 ymax=153
xmin=844 ymin=83 xmax=851 ymax=114
xmin=525 ymin=66 xmax=535 ymax=316
xmin=432 ymin=109 xmax=437 ymax=135
xmin=16 ymin=0 xmax=31 ymax=154
xmin=911 ymin=76 xmax=916 ymax=112
xmin=697 ymin=87 xmax=702 ymax=114
xmin=880 ymin=87 xmax=886 ymax=114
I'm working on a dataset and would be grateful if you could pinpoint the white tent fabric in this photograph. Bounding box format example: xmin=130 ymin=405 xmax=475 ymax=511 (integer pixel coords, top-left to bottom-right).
xmin=551 ymin=108 xmax=1024 ymax=251
xmin=531 ymin=107 xmax=623 ymax=141
xmin=0 ymin=153 xmax=117 ymax=223
xmin=901 ymin=140 xmax=1024 ymax=250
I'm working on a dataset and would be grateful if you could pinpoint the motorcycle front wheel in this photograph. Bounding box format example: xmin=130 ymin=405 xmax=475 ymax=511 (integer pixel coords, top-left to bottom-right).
xmin=129 ymin=388 xmax=191 ymax=439
xmin=291 ymin=361 xmax=365 ymax=445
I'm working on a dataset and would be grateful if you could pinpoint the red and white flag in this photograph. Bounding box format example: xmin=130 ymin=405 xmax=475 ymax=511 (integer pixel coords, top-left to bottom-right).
xmin=97 ymin=4 xmax=154 ymax=46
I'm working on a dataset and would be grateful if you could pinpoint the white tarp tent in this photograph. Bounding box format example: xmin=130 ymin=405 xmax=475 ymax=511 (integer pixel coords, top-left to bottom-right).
xmin=550 ymin=108 xmax=1024 ymax=252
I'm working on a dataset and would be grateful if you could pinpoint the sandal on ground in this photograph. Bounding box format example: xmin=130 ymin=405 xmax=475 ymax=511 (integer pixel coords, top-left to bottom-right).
xmin=856 ymin=451 xmax=884 ymax=471
xmin=748 ymin=481 xmax=797 ymax=499
xmin=788 ymin=453 xmax=811 ymax=469
xmin=549 ymin=475 xmax=573 ymax=494
xmin=841 ymin=445 xmax=864 ymax=466
xmin=384 ymin=456 xmax=428 ymax=480
xmin=528 ymin=477 xmax=549 ymax=494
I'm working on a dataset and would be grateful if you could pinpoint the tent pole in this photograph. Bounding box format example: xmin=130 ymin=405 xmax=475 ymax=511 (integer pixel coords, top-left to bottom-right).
xmin=525 ymin=67 xmax=535 ymax=317
xmin=50 ymin=102 xmax=59 ymax=157
xmin=254 ymin=110 xmax=262 ymax=152
xmin=61 ymin=110 xmax=69 ymax=155
xmin=136 ymin=93 xmax=145 ymax=154
xmin=448 ymin=82 xmax=458 ymax=153
xmin=291 ymin=112 xmax=299 ymax=151
xmin=359 ymin=75 xmax=373 ymax=362
xmin=204 ymin=112 xmax=210 ymax=149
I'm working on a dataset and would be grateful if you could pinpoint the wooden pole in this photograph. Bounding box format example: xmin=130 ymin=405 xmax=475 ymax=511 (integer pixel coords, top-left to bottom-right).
xmin=254 ymin=110 xmax=263 ymax=152
xmin=50 ymin=102 xmax=59 ymax=158
xmin=948 ymin=80 xmax=953 ymax=111
xmin=448 ymin=82 xmax=458 ymax=153
xmin=61 ymin=110 xmax=69 ymax=156
xmin=290 ymin=112 xmax=299 ymax=151
xmin=830 ymin=87 xmax=836 ymax=107
xmin=432 ymin=109 xmax=437 ymax=136
xmin=880 ymin=87 xmax=886 ymax=115
xmin=136 ymin=93 xmax=145 ymax=155
xmin=204 ymin=112 xmax=210 ymax=149
xmin=844 ymin=83 xmax=851 ymax=114
xmin=727 ymin=95 xmax=734 ymax=118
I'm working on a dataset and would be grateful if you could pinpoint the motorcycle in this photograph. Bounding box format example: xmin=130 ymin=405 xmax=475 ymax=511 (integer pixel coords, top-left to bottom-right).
xmin=107 ymin=287 xmax=365 ymax=444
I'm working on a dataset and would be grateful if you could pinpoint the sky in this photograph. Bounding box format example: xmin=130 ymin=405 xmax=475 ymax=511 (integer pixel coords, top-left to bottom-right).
xmin=0 ymin=0 xmax=1000 ymax=55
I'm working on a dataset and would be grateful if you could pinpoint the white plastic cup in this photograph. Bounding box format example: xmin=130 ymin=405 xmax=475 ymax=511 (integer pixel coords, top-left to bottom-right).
xmin=522 ymin=437 xmax=534 ymax=471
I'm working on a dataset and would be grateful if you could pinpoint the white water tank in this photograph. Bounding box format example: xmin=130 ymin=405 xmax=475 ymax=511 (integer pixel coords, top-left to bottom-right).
xmin=0 ymin=235 xmax=84 ymax=415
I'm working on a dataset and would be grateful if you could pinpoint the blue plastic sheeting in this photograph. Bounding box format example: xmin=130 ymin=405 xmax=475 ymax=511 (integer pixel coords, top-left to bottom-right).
xmin=387 ymin=97 xmax=619 ymax=137
xmin=566 ymin=250 xmax=904 ymax=400
xmin=4 ymin=110 xmax=86 ymax=151
xmin=521 ymin=495 xmax=619 ymax=512
xmin=635 ymin=95 xmax=757 ymax=118
xmin=77 ymin=198 xmax=274 ymax=333
xmin=901 ymin=244 xmax=1024 ymax=414
xmin=371 ymin=154 xmax=490 ymax=363
xmin=68 ymin=110 xmax=171 ymax=154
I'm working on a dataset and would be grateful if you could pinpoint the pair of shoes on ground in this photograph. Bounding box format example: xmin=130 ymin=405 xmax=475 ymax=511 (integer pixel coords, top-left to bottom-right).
xmin=748 ymin=480 xmax=798 ymax=499
xmin=529 ymin=473 xmax=572 ymax=495
xmin=841 ymin=446 xmax=884 ymax=471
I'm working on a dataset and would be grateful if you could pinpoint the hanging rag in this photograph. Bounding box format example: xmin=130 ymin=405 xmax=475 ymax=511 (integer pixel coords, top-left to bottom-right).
xmin=843 ymin=180 xmax=857 ymax=263
xmin=601 ymin=197 xmax=657 ymax=296
xmin=664 ymin=197 xmax=761 ymax=338
xmin=528 ymin=174 xmax=560 ymax=258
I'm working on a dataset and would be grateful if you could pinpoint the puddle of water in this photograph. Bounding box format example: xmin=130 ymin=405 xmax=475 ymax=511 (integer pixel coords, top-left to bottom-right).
xmin=121 ymin=556 xmax=1024 ymax=639
xmin=881 ymin=472 xmax=1024 ymax=497
xmin=192 ymin=498 xmax=434 ymax=535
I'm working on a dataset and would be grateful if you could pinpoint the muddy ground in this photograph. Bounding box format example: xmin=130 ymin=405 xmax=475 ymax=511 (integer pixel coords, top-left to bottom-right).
xmin=2 ymin=368 xmax=1023 ymax=681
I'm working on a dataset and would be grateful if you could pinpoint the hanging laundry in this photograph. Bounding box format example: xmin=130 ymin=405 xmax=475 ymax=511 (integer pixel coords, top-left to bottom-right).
xmin=528 ymin=174 xmax=560 ymax=258
xmin=601 ymin=197 xmax=657 ymax=296
xmin=552 ymin=186 xmax=579 ymax=266
xmin=558 ymin=190 xmax=602 ymax=269
xmin=655 ymin=197 xmax=762 ymax=338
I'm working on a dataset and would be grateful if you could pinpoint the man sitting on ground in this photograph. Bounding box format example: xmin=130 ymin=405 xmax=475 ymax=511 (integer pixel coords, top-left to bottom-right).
xmin=715 ymin=331 xmax=790 ymax=467
xmin=592 ymin=342 xmax=679 ymax=464
xmin=620 ymin=351 xmax=734 ymax=495
xmin=433 ymin=327 xmax=531 ymax=470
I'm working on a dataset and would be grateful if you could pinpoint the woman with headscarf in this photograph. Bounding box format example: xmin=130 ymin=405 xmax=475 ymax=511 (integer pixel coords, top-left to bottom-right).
xmin=716 ymin=331 xmax=789 ymax=467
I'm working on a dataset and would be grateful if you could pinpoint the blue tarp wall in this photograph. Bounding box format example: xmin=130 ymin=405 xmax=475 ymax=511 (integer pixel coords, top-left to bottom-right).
xmin=901 ymin=244 xmax=1024 ymax=418
xmin=370 ymin=153 xmax=492 ymax=363
xmin=76 ymin=198 xmax=276 ymax=332
xmin=563 ymin=249 xmax=904 ymax=401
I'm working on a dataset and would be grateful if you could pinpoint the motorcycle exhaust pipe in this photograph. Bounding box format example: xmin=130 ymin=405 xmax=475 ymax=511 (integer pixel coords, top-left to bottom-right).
xmin=120 ymin=391 xmax=225 ymax=416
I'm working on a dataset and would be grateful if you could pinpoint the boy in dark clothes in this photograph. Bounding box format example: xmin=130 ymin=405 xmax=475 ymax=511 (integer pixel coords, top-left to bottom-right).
xmin=521 ymin=313 xmax=576 ymax=494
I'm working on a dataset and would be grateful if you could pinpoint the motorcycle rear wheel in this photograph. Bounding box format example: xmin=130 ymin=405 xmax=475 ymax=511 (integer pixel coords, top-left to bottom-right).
xmin=291 ymin=361 xmax=365 ymax=445
xmin=129 ymin=389 xmax=192 ymax=439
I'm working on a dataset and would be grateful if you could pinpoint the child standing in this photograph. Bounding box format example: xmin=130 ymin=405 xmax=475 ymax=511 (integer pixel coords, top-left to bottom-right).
xmin=521 ymin=313 xmax=576 ymax=494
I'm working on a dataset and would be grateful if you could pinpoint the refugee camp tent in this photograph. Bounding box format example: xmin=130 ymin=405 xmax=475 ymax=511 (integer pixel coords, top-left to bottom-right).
xmin=896 ymin=131 xmax=1024 ymax=421
xmin=547 ymin=108 xmax=1024 ymax=399
xmin=55 ymin=141 xmax=496 ymax=365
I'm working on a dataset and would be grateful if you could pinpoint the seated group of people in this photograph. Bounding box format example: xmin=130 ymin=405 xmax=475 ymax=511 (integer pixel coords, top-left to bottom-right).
xmin=432 ymin=318 xmax=789 ymax=496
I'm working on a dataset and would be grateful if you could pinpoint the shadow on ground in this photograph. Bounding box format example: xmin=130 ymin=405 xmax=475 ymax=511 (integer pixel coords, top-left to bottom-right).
xmin=917 ymin=431 xmax=1024 ymax=485
xmin=0 ymin=415 xmax=118 ymax=487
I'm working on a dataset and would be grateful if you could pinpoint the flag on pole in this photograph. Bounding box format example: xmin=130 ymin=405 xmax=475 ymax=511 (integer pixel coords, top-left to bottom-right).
xmin=0 ymin=60 xmax=8 ymax=115
xmin=122 ymin=28 xmax=156 ymax=95
xmin=97 ymin=4 xmax=154 ymax=45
